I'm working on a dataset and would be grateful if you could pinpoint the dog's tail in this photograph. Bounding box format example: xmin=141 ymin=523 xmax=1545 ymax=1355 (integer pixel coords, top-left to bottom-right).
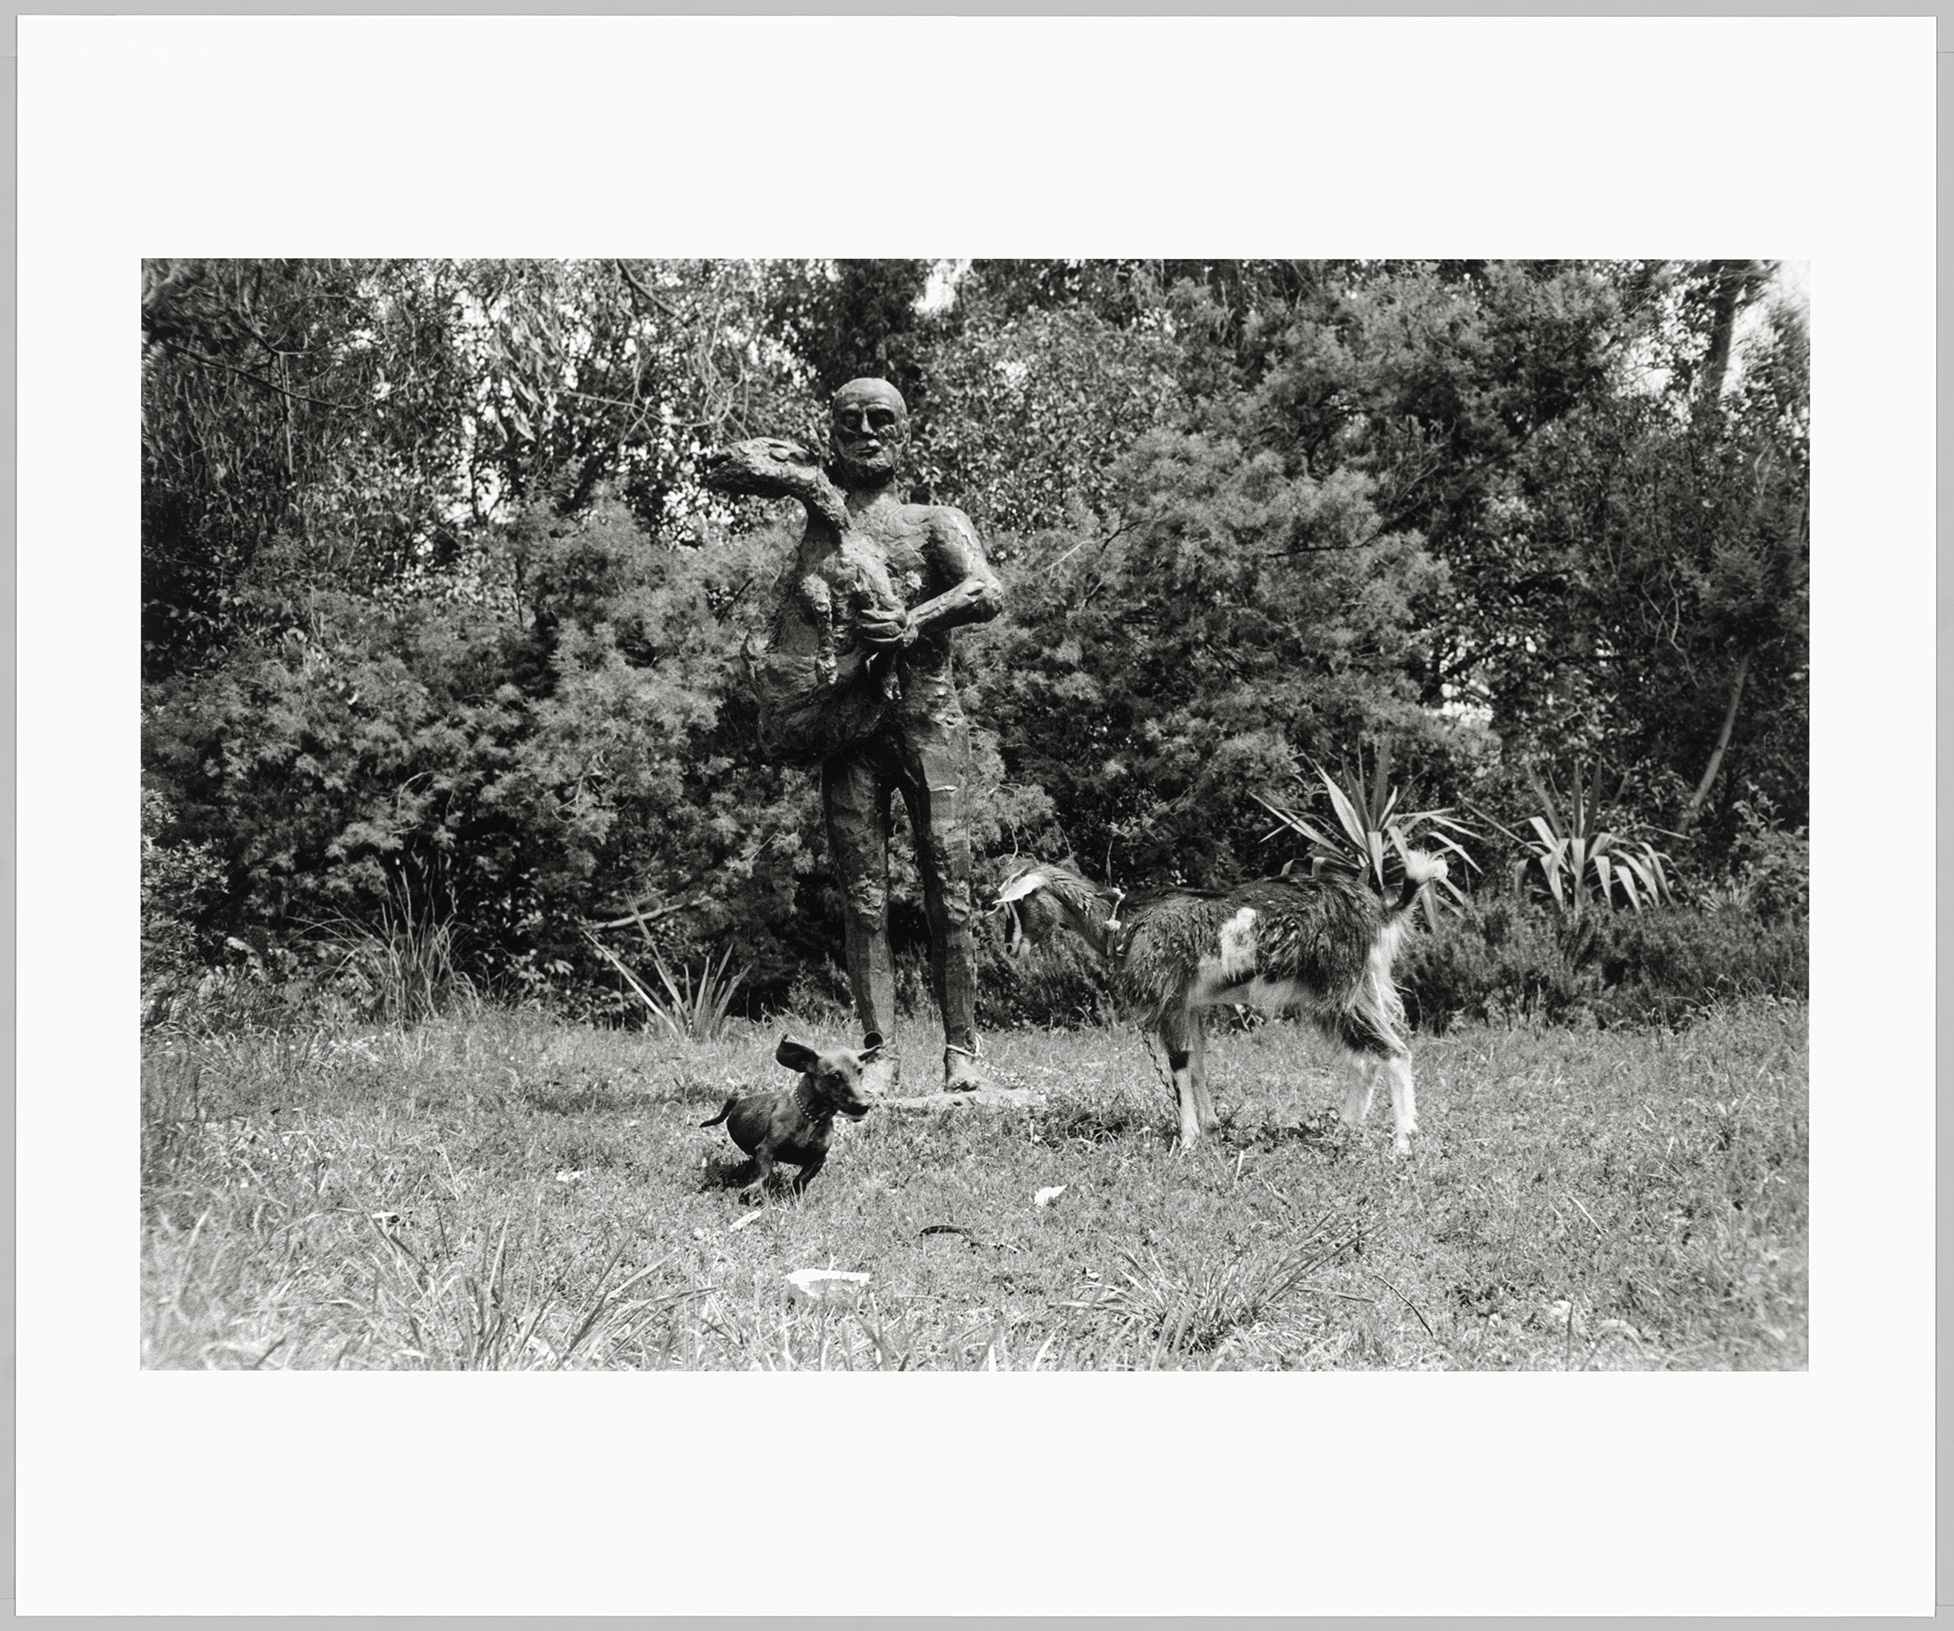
xmin=1389 ymin=851 xmax=1449 ymax=917
xmin=700 ymin=1097 xmax=737 ymax=1129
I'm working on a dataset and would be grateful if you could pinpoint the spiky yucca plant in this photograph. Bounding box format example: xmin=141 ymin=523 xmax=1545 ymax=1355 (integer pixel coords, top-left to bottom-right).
xmin=1483 ymin=762 xmax=1675 ymax=918
xmin=1255 ymin=750 xmax=1476 ymax=928
xmin=321 ymin=867 xmax=475 ymax=1025
xmin=584 ymin=933 xmax=746 ymax=1041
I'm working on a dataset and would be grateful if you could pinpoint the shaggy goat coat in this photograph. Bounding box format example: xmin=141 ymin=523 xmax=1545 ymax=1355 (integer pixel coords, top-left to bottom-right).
xmin=997 ymin=857 xmax=1442 ymax=1151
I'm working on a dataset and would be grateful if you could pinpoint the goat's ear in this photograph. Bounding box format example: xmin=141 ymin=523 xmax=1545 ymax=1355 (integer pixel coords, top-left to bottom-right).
xmin=996 ymin=870 xmax=1047 ymax=905
xmin=776 ymin=1037 xmax=820 ymax=1073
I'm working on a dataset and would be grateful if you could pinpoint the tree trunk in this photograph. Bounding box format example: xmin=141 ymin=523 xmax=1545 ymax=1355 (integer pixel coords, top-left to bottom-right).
xmin=1698 ymin=260 xmax=1764 ymax=411
xmin=1686 ymin=648 xmax=1753 ymax=819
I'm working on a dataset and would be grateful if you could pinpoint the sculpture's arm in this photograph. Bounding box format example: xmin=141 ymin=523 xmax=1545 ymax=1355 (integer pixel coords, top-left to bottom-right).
xmin=860 ymin=507 xmax=1003 ymax=648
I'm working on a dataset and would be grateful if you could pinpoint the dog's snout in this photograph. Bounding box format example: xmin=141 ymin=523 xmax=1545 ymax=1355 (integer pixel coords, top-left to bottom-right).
xmin=823 ymin=1065 xmax=874 ymax=1119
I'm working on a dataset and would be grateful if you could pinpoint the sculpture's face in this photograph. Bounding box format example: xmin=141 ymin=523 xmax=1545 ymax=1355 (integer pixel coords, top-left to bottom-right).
xmin=830 ymin=379 xmax=908 ymax=484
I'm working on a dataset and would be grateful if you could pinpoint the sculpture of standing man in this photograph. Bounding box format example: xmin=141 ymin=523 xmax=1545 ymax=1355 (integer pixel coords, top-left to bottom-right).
xmin=705 ymin=379 xmax=1003 ymax=1092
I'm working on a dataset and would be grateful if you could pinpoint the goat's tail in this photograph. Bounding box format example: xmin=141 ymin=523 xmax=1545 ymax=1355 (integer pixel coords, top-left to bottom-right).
xmin=700 ymin=1097 xmax=737 ymax=1129
xmin=1389 ymin=851 xmax=1449 ymax=917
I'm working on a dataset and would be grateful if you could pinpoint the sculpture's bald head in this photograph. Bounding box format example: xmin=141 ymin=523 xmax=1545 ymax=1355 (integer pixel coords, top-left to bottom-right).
xmin=833 ymin=377 xmax=908 ymax=422
xmin=830 ymin=377 xmax=908 ymax=487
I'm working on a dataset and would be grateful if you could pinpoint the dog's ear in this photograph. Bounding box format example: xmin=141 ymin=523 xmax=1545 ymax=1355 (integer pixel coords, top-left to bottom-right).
xmin=775 ymin=1036 xmax=820 ymax=1074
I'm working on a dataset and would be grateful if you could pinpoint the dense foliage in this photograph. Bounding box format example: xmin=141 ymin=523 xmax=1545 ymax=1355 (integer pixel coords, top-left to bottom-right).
xmin=141 ymin=259 xmax=1808 ymax=1026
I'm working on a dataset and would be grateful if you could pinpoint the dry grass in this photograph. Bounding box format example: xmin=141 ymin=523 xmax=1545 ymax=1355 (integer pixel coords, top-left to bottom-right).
xmin=140 ymin=998 xmax=1806 ymax=1369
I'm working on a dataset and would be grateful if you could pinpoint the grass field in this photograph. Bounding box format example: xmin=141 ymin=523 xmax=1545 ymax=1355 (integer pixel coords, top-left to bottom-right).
xmin=141 ymin=997 xmax=1806 ymax=1370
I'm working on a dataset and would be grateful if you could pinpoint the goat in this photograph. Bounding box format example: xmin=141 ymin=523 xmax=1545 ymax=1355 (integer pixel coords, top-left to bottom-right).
xmin=994 ymin=854 xmax=1446 ymax=1153
xmin=700 ymin=1035 xmax=879 ymax=1200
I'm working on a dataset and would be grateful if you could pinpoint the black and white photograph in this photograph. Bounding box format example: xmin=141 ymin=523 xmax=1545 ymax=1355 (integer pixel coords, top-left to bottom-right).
xmin=136 ymin=254 xmax=1813 ymax=1375
xmin=16 ymin=12 xmax=1934 ymax=1619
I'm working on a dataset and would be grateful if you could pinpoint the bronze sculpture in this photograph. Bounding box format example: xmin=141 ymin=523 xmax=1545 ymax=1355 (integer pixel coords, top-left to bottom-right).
xmin=704 ymin=379 xmax=1003 ymax=1091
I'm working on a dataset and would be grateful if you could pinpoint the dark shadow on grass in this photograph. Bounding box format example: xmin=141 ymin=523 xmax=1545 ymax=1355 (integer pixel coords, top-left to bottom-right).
xmin=1232 ymin=1108 xmax=1348 ymax=1155
xmin=1032 ymin=1094 xmax=1168 ymax=1147
xmin=699 ymin=1153 xmax=757 ymax=1194
xmin=696 ymin=1153 xmax=828 ymax=1203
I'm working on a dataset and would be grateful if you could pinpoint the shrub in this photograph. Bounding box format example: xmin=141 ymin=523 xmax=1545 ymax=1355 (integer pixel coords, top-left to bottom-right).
xmin=972 ymin=913 xmax=1116 ymax=1031
xmin=1591 ymin=907 xmax=1807 ymax=1026
xmin=1716 ymin=788 xmax=1809 ymax=921
xmin=583 ymin=938 xmax=746 ymax=1042
xmin=141 ymin=786 xmax=228 ymax=1027
xmin=318 ymin=869 xmax=477 ymax=1026
xmin=1398 ymin=899 xmax=1599 ymax=1030
xmin=1400 ymin=899 xmax=1807 ymax=1032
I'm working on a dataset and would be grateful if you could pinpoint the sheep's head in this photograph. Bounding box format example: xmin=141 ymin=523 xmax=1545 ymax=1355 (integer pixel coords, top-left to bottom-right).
xmin=702 ymin=437 xmax=829 ymax=502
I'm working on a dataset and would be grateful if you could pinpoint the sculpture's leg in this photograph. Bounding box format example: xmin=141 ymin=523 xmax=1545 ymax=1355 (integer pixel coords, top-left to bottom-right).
xmin=823 ymin=742 xmax=898 ymax=1051
xmin=894 ymin=702 xmax=979 ymax=1084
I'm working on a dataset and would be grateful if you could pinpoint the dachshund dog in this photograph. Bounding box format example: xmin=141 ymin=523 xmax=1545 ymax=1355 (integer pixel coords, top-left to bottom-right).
xmin=701 ymin=1036 xmax=879 ymax=1199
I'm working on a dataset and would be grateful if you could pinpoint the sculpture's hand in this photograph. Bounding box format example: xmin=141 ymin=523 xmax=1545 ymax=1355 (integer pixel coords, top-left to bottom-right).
xmin=858 ymin=607 xmax=915 ymax=650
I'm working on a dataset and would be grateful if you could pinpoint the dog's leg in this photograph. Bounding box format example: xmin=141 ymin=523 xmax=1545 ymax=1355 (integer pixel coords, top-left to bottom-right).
xmin=1160 ymin=1011 xmax=1204 ymax=1147
xmin=790 ymin=1151 xmax=826 ymax=1194
xmin=1381 ymin=1051 xmax=1417 ymax=1154
xmin=739 ymin=1145 xmax=777 ymax=1202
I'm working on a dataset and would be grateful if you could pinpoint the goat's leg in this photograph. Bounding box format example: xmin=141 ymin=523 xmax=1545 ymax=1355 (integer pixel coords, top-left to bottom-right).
xmin=1159 ymin=1011 xmax=1205 ymax=1147
xmin=1335 ymin=999 xmax=1415 ymax=1147
xmin=1339 ymin=1054 xmax=1379 ymax=1135
xmin=1187 ymin=1013 xmax=1220 ymax=1136
xmin=1380 ymin=1051 xmax=1418 ymax=1154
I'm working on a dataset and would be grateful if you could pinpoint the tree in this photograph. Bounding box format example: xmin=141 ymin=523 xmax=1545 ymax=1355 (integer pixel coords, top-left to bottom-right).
xmin=469 ymin=258 xmax=810 ymax=538
xmin=916 ymin=273 xmax=1186 ymax=545
xmin=141 ymin=259 xmax=1811 ymax=1020
xmin=1501 ymin=264 xmax=1808 ymax=831
xmin=761 ymin=259 xmax=943 ymax=408
xmin=974 ymin=420 xmax=1456 ymax=886
xmin=142 ymin=258 xmax=479 ymax=676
